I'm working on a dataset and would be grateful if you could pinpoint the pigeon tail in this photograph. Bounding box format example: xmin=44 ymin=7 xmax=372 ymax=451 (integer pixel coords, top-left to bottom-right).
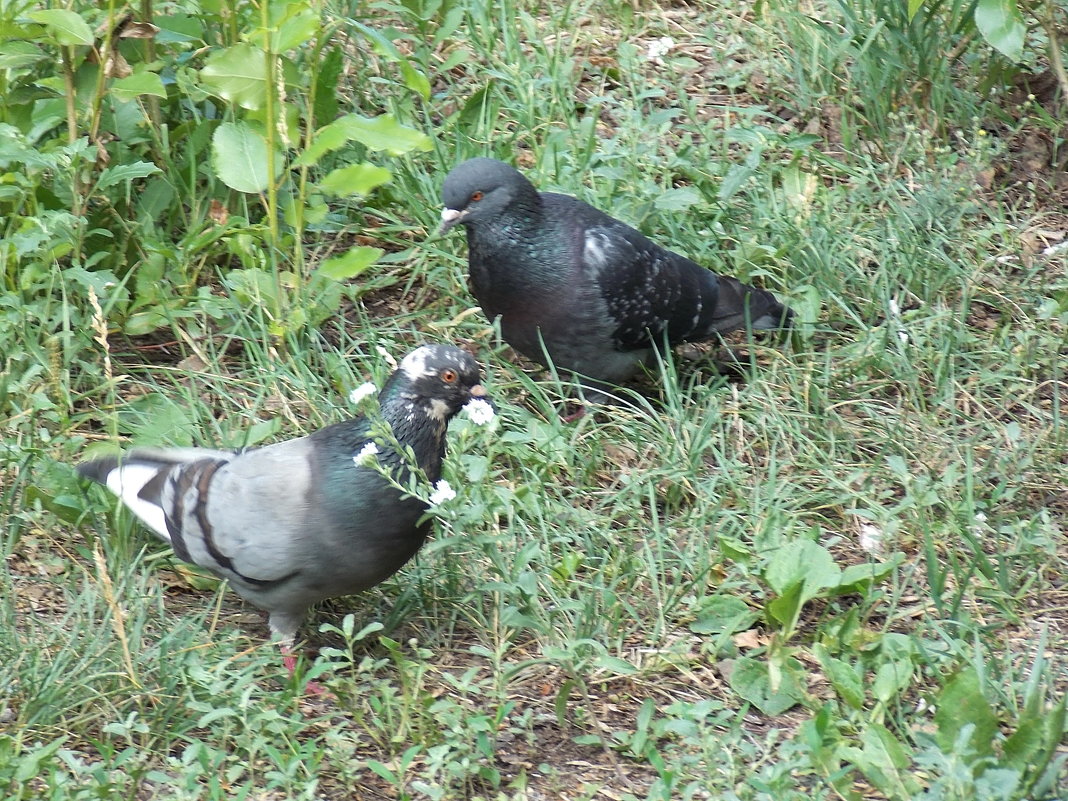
xmin=76 ymin=457 xmax=121 ymax=485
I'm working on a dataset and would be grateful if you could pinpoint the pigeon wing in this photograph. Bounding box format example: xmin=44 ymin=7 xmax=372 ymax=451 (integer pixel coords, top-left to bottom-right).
xmin=177 ymin=437 xmax=324 ymax=590
xmin=579 ymin=222 xmax=719 ymax=351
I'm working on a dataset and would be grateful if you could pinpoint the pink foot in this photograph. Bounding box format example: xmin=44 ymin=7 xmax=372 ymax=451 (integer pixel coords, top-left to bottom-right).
xmin=561 ymin=405 xmax=587 ymax=423
xmin=280 ymin=643 xmax=329 ymax=697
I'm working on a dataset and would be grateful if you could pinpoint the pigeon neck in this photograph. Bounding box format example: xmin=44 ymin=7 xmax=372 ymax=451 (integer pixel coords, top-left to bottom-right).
xmin=374 ymin=382 xmax=448 ymax=470
xmin=477 ymin=188 xmax=543 ymax=240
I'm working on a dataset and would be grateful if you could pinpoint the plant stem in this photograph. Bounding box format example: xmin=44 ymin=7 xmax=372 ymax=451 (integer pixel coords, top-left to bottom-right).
xmin=61 ymin=46 xmax=78 ymax=146
xmin=88 ymin=0 xmax=121 ymax=146
xmin=1042 ymin=3 xmax=1068 ymax=120
xmin=141 ymin=0 xmax=162 ymax=129
xmin=261 ymin=0 xmax=283 ymax=327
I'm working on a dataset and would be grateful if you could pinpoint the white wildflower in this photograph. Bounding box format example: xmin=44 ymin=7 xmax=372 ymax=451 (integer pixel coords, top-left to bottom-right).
xmin=858 ymin=523 xmax=884 ymax=555
xmin=646 ymin=36 xmax=675 ymax=64
xmin=348 ymin=382 xmax=377 ymax=405
xmin=428 ymin=479 xmax=456 ymax=505
xmin=353 ymin=441 xmax=379 ymax=466
xmin=463 ymin=398 xmax=496 ymax=425
xmin=889 ymin=296 xmax=909 ymax=344
xmin=375 ymin=345 xmax=398 ymax=369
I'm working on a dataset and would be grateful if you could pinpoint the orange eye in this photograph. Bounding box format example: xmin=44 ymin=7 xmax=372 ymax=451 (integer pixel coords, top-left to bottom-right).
xmin=441 ymin=369 xmax=458 ymax=384
xmin=470 ymin=191 xmax=484 ymax=202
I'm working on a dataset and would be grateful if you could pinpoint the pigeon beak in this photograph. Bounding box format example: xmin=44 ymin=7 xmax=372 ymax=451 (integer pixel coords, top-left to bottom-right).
xmin=438 ymin=207 xmax=466 ymax=234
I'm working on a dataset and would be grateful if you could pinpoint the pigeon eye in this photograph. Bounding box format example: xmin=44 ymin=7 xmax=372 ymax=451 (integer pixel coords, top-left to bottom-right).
xmin=440 ymin=369 xmax=458 ymax=384
xmin=470 ymin=191 xmax=484 ymax=202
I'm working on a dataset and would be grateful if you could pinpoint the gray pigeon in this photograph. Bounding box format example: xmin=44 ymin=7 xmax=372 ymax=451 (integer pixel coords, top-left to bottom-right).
xmin=440 ymin=157 xmax=793 ymax=391
xmin=76 ymin=344 xmax=488 ymax=681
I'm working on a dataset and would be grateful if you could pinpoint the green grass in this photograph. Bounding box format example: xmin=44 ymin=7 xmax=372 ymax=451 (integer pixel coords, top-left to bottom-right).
xmin=2 ymin=0 xmax=1067 ymax=799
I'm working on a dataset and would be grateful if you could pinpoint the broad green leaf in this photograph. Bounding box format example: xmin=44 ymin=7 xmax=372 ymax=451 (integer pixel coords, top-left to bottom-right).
xmin=815 ymin=645 xmax=865 ymax=710
xmin=784 ymin=133 xmax=822 ymax=150
xmin=27 ymin=9 xmax=93 ymax=46
xmin=350 ymin=20 xmax=406 ymax=60
xmin=1004 ymin=690 xmax=1065 ymax=779
xmin=295 ymin=113 xmax=431 ymax=167
xmin=440 ymin=48 xmax=468 ymax=72
xmin=431 ymin=6 xmax=466 ymax=48
xmin=268 ymin=6 xmax=319 ymax=52
xmin=15 ymin=738 xmax=67 ymax=782
xmin=200 ymin=43 xmax=268 ymax=110
xmin=908 ymin=0 xmax=926 ymax=18
xmin=788 ymin=283 xmax=822 ymax=326
xmin=974 ymin=0 xmax=1025 ymax=62
xmin=154 ymin=13 xmax=204 ymax=44
xmin=718 ymin=163 xmax=754 ymax=201
xmin=124 ymin=306 xmax=172 ymax=336
xmin=335 ymin=113 xmax=432 ymax=155
xmin=728 ymin=656 xmax=803 ymax=716
xmin=319 ymin=163 xmax=393 ymax=197
xmin=0 ymin=41 xmax=47 ymax=70
xmin=459 ymin=83 xmax=495 ymax=128
xmin=110 ymin=72 xmax=167 ymax=102
xmin=766 ymin=581 xmax=805 ymax=629
xmin=592 ymin=655 xmax=639 ymax=676
xmin=851 ymin=724 xmax=920 ymax=798
xmin=934 ymin=668 xmax=998 ymax=757
xmin=167 ymin=563 xmax=221 ymax=591
xmin=873 ymin=657 xmax=914 ymax=704
xmin=211 ymin=122 xmax=281 ymax=193
xmin=313 ymin=46 xmax=343 ymax=125
xmin=225 ymin=268 xmax=279 ymax=307
xmin=718 ymin=536 xmax=752 ymax=561
xmin=303 ymin=273 xmax=343 ymax=325
xmin=232 ymin=416 xmax=282 ymax=448
xmin=95 ymin=161 xmax=161 ymax=191
xmin=765 ymin=541 xmax=841 ymax=634
xmin=64 ymin=266 xmax=124 ymax=301
xmin=317 ymin=246 xmax=383 ymax=280
xmin=782 ymin=163 xmax=816 ymax=214
xmin=690 ymin=595 xmax=758 ymax=635
xmin=365 ymin=760 xmax=397 ymax=784
xmin=293 ymin=118 xmax=352 ymax=167
xmin=1002 ymin=715 xmax=1044 ymax=769
xmin=834 ymin=555 xmax=901 ymax=596
xmin=399 ymin=60 xmax=431 ymax=100
xmin=654 ymin=187 xmax=702 ymax=212
xmin=765 ymin=540 xmax=841 ymax=597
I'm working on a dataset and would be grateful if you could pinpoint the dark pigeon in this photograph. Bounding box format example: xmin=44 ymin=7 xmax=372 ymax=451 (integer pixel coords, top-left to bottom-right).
xmin=75 ymin=345 xmax=490 ymax=689
xmin=440 ymin=157 xmax=793 ymax=391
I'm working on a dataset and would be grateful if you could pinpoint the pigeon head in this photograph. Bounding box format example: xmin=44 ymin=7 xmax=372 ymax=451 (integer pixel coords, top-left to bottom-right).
xmin=388 ymin=344 xmax=486 ymax=421
xmin=439 ymin=157 xmax=538 ymax=232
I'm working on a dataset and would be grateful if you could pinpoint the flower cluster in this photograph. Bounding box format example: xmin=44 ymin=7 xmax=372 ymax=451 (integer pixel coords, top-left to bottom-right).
xmin=428 ymin=479 xmax=456 ymax=505
xmin=348 ymin=382 xmax=377 ymax=405
xmin=463 ymin=398 xmax=496 ymax=425
xmin=353 ymin=441 xmax=380 ymax=467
